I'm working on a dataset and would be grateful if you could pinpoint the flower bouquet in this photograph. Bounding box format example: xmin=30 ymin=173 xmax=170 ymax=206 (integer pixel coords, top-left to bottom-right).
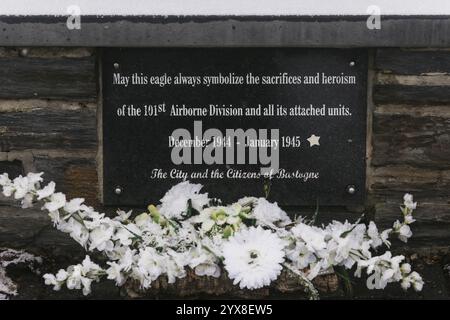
xmin=0 ymin=172 xmax=423 ymax=299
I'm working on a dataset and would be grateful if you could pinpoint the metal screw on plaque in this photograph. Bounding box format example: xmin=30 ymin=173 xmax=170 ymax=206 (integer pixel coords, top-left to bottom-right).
xmin=114 ymin=186 xmax=122 ymax=195
xmin=113 ymin=63 xmax=119 ymax=70
xmin=19 ymin=48 xmax=29 ymax=57
xmin=349 ymin=61 xmax=356 ymax=67
xmin=346 ymin=185 xmax=356 ymax=195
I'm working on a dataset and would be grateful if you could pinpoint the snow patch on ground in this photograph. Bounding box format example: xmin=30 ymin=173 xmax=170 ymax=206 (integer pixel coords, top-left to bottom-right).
xmin=1 ymin=0 xmax=450 ymax=16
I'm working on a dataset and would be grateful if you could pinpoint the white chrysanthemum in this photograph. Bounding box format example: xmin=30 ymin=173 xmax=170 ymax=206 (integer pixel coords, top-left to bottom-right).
xmin=222 ymin=226 xmax=285 ymax=290
xmin=253 ymin=198 xmax=291 ymax=227
xmin=159 ymin=181 xmax=209 ymax=219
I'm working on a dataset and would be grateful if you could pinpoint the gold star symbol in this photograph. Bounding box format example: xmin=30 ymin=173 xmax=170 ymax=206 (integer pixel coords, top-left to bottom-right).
xmin=307 ymin=134 xmax=320 ymax=147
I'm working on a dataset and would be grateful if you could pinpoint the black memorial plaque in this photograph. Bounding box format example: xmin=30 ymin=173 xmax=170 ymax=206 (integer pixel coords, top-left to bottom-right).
xmin=102 ymin=48 xmax=367 ymax=206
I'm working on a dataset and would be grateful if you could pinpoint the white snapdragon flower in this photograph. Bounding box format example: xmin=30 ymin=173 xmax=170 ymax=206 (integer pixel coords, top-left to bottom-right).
xmin=26 ymin=172 xmax=44 ymax=185
xmin=399 ymin=225 xmax=412 ymax=242
xmin=159 ymin=181 xmax=209 ymax=219
xmin=44 ymin=256 xmax=103 ymax=296
xmin=36 ymin=181 xmax=55 ymax=200
xmin=106 ymin=262 xmax=126 ymax=285
xmin=64 ymin=198 xmax=84 ymax=214
xmin=114 ymin=224 xmax=142 ymax=246
xmin=409 ymin=271 xmax=424 ymax=291
xmin=0 ymin=173 xmax=11 ymax=186
xmin=223 ymin=226 xmax=285 ymax=290
xmin=134 ymin=212 xmax=150 ymax=227
xmin=2 ymin=184 xmax=15 ymax=197
xmin=115 ymin=209 xmax=132 ymax=222
xmin=44 ymin=192 xmax=66 ymax=212
xmin=252 ymin=198 xmax=291 ymax=227
xmin=43 ymin=273 xmax=64 ymax=291
xmin=395 ymin=223 xmax=412 ymax=243
xmin=367 ymin=221 xmax=383 ymax=248
xmin=12 ymin=176 xmax=31 ymax=199
xmin=185 ymin=244 xmax=220 ymax=278
xmin=404 ymin=215 xmax=416 ymax=225
xmin=11 ymin=173 xmax=43 ymax=200
xmin=57 ymin=217 xmax=90 ymax=247
xmin=83 ymin=212 xmax=107 ymax=230
xmin=135 ymin=247 xmax=165 ymax=288
xmin=401 ymin=263 xmax=412 ymax=274
xmin=403 ymin=193 xmax=417 ymax=211
xmin=291 ymin=223 xmax=327 ymax=252
xmin=359 ymin=252 xmax=405 ymax=290
xmin=21 ymin=193 xmax=34 ymax=209
xmin=89 ymin=223 xmax=115 ymax=252
xmin=119 ymin=248 xmax=136 ymax=272
xmin=285 ymin=241 xmax=317 ymax=270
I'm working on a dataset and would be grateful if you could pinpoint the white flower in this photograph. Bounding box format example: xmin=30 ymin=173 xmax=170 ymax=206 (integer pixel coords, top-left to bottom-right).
xmin=119 ymin=248 xmax=136 ymax=272
xmin=64 ymin=198 xmax=84 ymax=214
xmin=36 ymin=181 xmax=55 ymax=200
xmin=380 ymin=229 xmax=392 ymax=247
xmin=59 ymin=218 xmax=89 ymax=247
xmin=44 ymin=192 xmax=66 ymax=212
xmin=410 ymin=272 xmax=424 ymax=291
xmin=114 ymin=224 xmax=142 ymax=246
xmin=106 ymin=262 xmax=125 ymax=285
xmin=401 ymin=270 xmax=424 ymax=292
xmin=2 ymin=185 xmax=14 ymax=197
xmin=401 ymin=263 xmax=411 ymax=274
xmin=360 ymin=252 xmax=405 ymax=290
xmin=159 ymin=181 xmax=209 ymax=219
xmin=398 ymin=225 xmax=412 ymax=243
xmin=43 ymin=273 xmax=62 ymax=291
xmin=89 ymin=224 xmax=115 ymax=252
xmin=0 ymin=173 xmax=11 ymax=186
xmin=115 ymin=209 xmax=132 ymax=222
xmin=367 ymin=221 xmax=382 ymax=248
xmin=135 ymin=247 xmax=165 ymax=288
xmin=134 ymin=212 xmax=150 ymax=227
xmin=223 ymin=226 xmax=285 ymax=289
xmin=291 ymin=223 xmax=327 ymax=252
xmin=252 ymin=198 xmax=291 ymax=227
xmin=12 ymin=176 xmax=31 ymax=199
xmin=21 ymin=193 xmax=34 ymax=209
xmin=11 ymin=173 xmax=43 ymax=200
xmin=404 ymin=215 xmax=416 ymax=225
xmin=401 ymin=278 xmax=412 ymax=290
xmin=403 ymin=193 xmax=417 ymax=211
xmin=26 ymin=172 xmax=44 ymax=185
xmin=56 ymin=269 xmax=68 ymax=282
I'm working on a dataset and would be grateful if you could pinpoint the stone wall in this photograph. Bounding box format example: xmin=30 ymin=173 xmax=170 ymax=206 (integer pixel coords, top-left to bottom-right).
xmin=369 ymin=48 xmax=450 ymax=247
xmin=0 ymin=47 xmax=449 ymax=260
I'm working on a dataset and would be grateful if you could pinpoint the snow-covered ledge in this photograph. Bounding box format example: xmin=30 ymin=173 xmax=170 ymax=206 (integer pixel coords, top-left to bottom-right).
xmin=1 ymin=0 xmax=450 ymax=47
